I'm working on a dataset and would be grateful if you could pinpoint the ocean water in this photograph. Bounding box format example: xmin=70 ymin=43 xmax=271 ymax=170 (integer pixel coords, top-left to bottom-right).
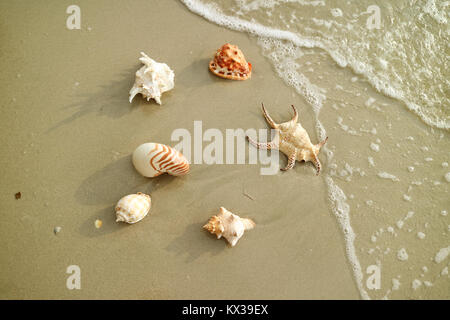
xmin=182 ymin=0 xmax=449 ymax=299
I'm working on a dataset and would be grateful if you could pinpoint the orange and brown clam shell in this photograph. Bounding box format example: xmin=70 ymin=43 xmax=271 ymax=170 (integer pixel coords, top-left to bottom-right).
xmin=208 ymin=43 xmax=252 ymax=80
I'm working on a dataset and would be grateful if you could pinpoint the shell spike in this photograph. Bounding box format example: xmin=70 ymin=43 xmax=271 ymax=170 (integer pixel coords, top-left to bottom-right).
xmin=290 ymin=105 xmax=298 ymax=125
xmin=140 ymin=51 xmax=150 ymax=59
xmin=315 ymin=136 xmax=328 ymax=153
xmin=241 ymin=218 xmax=256 ymax=230
xmin=313 ymin=154 xmax=321 ymax=175
xmin=129 ymin=87 xmax=140 ymax=103
xmin=261 ymin=103 xmax=279 ymax=129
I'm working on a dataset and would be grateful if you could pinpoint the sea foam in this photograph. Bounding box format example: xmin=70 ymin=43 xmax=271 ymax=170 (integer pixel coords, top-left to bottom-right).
xmin=182 ymin=0 xmax=449 ymax=129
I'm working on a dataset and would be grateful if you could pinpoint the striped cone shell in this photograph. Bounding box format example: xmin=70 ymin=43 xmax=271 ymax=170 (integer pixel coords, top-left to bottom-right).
xmin=132 ymin=142 xmax=190 ymax=178
xmin=115 ymin=192 xmax=151 ymax=224
xmin=209 ymin=43 xmax=252 ymax=80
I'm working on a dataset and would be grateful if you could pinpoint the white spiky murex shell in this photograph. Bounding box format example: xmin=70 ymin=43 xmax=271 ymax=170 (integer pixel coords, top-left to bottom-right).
xmin=132 ymin=142 xmax=190 ymax=178
xmin=115 ymin=192 xmax=151 ymax=224
xmin=129 ymin=52 xmax=174 ymax=105
xmin=203 ymin=207 xmax=255 ymax=247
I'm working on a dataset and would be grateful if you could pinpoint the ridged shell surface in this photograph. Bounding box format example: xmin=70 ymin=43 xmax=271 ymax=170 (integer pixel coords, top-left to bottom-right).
xmin=115 ymin=192 xmax=151 ymax=224
xmin=132 ymin=143 xmax=190 ymax=178
xmin=209 ymin=43 xmax=252 ymax=80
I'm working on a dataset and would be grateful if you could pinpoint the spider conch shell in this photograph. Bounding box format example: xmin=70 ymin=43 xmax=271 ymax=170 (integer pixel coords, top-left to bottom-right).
xmin=115 ymin=192 xmax=151 ymax=224
xmin=129 ymin=52 xmax=174 ymax=105
xmin=203 ymin=207 xmax=255 ymax=247
xmin=247 ymin=104 xmax=328 ymax=174
xmin=132 ymin=142 xmax=190 ymax=178
xmin=209 ymin=43 xmax=252 ymax=80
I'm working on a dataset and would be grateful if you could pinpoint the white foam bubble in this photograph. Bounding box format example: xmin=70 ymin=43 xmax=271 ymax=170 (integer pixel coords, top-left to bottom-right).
xmin=378 ymin=58 xmax=388 ymax=70
xmin=444 ymin=172 xmax=450 ymax=182
xmin=392 ymin=278 xmax=400 ymax=290
xmin=434 ymin=246 xmax=450 ymax=263
xmin=330 ymin=8 xmax=343 ymax=17
xmin=378 ymin=172 xmax=399 ymax=182
xmin=423 ymin=0 xmax=448 ymax=24
xmin=412 ymin=279 xmax=422 ymax=290
xmin=337 ymin=117 xmax=360 ymax=135
xmin=365 ymin=97 xmax=376 ymax=107
xmin=370 ymin=143 xmax=380 ymax=152
xmin=325 ymin=175 xmax=370 ymax=299
xmin=397 ymin=248 xmax=409 ymax=261
xmin=417 ymin=232 xmax=426 ymax=239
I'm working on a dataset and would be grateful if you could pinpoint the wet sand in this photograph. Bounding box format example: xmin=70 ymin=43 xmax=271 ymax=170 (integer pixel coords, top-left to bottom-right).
xmin=0 ymin=0 xmax=388 ymax=299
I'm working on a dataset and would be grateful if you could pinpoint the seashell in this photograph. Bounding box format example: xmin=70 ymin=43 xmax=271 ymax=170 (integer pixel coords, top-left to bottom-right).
xmin=115 ymin=192 xmax=151 ymax=224
xmin=129 ymin=52 xmax=174 ymax=105
xmin=209 ymin=43 xmax=252 ymax=80
xmin=247 ymin=104 xmax=328 ymax=174
xmin=94 ymin=219 xmax=103 ymax=229
xmin=203 ymin=207 xmax=255 ymax=247
xmin=132 ymin=142 xmax=190 ymax=178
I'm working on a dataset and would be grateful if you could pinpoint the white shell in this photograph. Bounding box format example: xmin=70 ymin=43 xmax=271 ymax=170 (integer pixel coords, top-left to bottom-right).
xmin=129 ymin=52 xmax=174 ymax=105
xmin=132 ymin=142 xmax=190 ymax=178
xmin=203 ymin=207 xmax=255 ymax=247
xmin=115 ymin=192 xmax=151 ymax=224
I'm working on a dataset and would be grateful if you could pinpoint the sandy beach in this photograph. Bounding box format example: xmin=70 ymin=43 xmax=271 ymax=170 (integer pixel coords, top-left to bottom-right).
xmin=0 ymin=0 xmax=359 ymax=299
xmin=1 ymin=0 xmax=448 ymax=300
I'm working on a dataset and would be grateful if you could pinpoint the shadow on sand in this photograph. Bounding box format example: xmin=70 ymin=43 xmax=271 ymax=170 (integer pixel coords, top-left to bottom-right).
xmin=75 ymin=155 xmax=178 ymax=237
xmin=47 ymin=66 xmax=161 ymax=133
xmin=165 ymin=221 xmax=226 ymax=263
